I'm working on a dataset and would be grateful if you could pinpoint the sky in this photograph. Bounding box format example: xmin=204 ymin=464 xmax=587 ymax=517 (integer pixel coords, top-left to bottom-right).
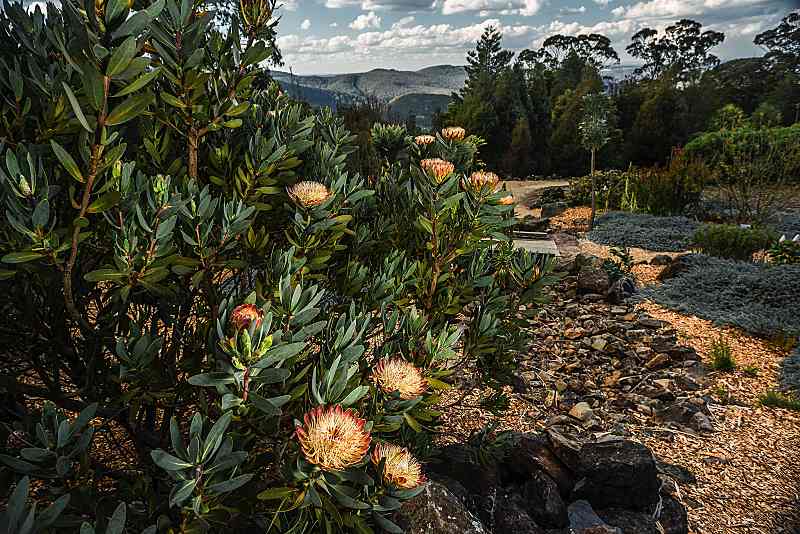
xmin=273 ymin=0 xmax=798 ymax=74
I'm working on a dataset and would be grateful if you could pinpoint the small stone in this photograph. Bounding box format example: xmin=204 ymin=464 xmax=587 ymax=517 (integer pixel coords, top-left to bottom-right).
xmin=653 ymin=378 xmax=672 ymax=390
xmin=603 ymin=370 xmax=622 ymax=387
xmin=565 ymin=328 xmax=584 ymax=340
xmin=569 ymin=402 xmax=594 ymax=422
xmin=611 ymin=306 xmax=627 ymax=315
xmin=691 ymin=412 xmax=715 ymax=432
xmin=650 ymin=254 xmax=673 ymax=266
xmin=555 ymin=379 xmax=568 ymax=392
xmin=637 ymin=316 xmax=665 ymax=329
xmin=645 ymin=353 xmax=670 ymax=369
xmin=623 ymin=313 xmax=636 ymax=321
xmin=591 ymin=338 xmax=608 ymax=351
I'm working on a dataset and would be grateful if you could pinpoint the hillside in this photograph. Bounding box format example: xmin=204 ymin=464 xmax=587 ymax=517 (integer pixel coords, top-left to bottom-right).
xmin=271 ymin=65 xmax=465 ymax=101
xmin=387 ymin=93 xmax=451 ymax=129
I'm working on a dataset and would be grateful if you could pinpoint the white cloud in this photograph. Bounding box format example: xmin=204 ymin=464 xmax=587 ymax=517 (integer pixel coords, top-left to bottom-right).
xmin=350 ymin=11 xmax=382 ymax=30
xmin=300 ymin=19 xmax=311 ymax=30
xmin=325 ymin=0 xmax=434 ymax=9
xmin=611 ymin=0 xmax=769 ymax=19
xmin=330 ymin=22 xmax=339 ymax=27
xmin=441 ymin=0 xmax=542 ymax=16
xmin=561 ymin=5 xmax=587 ymax=14
xmin=392 ymin=16 xmax=416 ymax=29
xmin=593 ymin=0 xmax=611 ymax=5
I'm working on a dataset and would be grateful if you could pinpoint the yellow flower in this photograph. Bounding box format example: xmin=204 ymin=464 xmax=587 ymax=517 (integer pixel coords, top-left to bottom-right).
xmin=287 ymin=181 xmax=331 ymax=208
xmin=295 ymin=405 xmax=371 ymax=471
xmin=468 ymin=171 xmax=500 ymax=192
xmin=371 ymin=442 xmax=427 ymax=489
xmin=415 ymin=135 xmax=436 ymax=146
xmin=441 ymin=127 xmax=466 ymax=141
xmin=498 ymin=194 xmax=515 ymax=205
xmin=371 ymin=357 xmax=427 ymax=400
xmin=420 ymin=158 xmax=455 ymax=183
xmin=230 ymin=304 xmax=263 ymax=331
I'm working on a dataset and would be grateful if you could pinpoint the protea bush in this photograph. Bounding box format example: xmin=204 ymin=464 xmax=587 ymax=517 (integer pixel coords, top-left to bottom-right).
xmin=0 ymin=0 xmax=558 ymax=531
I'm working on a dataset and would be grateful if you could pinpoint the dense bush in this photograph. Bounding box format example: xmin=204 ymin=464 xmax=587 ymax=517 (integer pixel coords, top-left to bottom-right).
xmin=587 ymin=212 xmax=699 ymax=252
xmin=641 ymin=254 xmax=800 ymax=337
xmin=692 ymin=224 xmax=777 ymax=261
xmin=684 ymin=125 xmax=800 ymax=183
xmin=768 ymin=237 xmax=800 ymax=265
xmin=569 ymin=153 xmax=707 ymax=216
xmin=0 ymin=1 xmax=559 ymax=531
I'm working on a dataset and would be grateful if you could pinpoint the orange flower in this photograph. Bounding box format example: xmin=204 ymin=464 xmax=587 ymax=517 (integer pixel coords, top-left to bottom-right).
xmin=371 ymin=442 xmax=426 ymax=489
xmin=295 ymin=405 xmax=371 ymax=471
xmin=497 ymin=194 xmax=515 ymax=205
xmin=441 ymin=127 xmax=466 ymax=141
xmin=420 ymin=158 xmax=454 ymax=183
xmin=230 ymin=304 xmax=263 ymax=331
xmin=415 ymin=135 xmax=435 ymax=146
xmin=468 ymin=171 xmax=500 ymax=192
xmin=371 ymin=357 xmax=427 ymax=400
xmin=287 ymin=181 xmax=331 ymax=208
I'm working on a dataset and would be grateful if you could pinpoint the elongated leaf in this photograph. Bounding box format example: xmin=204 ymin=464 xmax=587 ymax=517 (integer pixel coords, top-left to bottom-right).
xmin=106 ymin=502 xmax=126 ymax=534
xmin=257 ymin=487 xmax=296 ymax=500
xmin=87 ymin=191 xmax=121 ymax=213
xmin=113 ymin=68 xmax=161 ymax=97
xmin=251 ymin=342 xmax=306 ymax=368
xmin=106 ymin=36 xmax=137 ymax=76
xmin=84 ymin=269 xmax=127 ymax=282
xmin=62 ymin=82 xmax=93 ymax=133
xmin=1 ymin=251 xmax=44 ymax=264
xmin=150 ymin=449 xmax=193 ymax=471
xmin=200 ymin=412 xmax=231 ymax=462
xmin=187 ymin=372 xmax=235 ymax=387
xmin=169 ymin=478 xmax=197 ymax=507
xmin=205 ymin=473 xmax=253 ymax=494
xmin=105 ymin=93 xmax=154 ymax=126
xmin=50 ymin=140 xmax=83 ymax=182
xmin=372 ymin=512 xmax=404 ymax=534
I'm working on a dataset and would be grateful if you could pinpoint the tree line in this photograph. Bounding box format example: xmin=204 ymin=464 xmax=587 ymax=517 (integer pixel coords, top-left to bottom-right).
xmin=440 ymin=12 xmax=800 ymax=178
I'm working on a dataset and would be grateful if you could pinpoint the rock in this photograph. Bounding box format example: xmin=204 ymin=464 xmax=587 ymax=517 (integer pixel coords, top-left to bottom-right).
xmin=691 ymin=412 xmax=715 ymax=432
xmin=428 ymin=444 xmax=499 ymax=523
xmin=567 ymin=500 xmax=621 ymax=534
xmin=506 ymin=433 xmax=576 ymax=496
xmin=494 ymin=493 xmax=546 ymax=533
xmin=591 ymin=338 xmax=608 ymax=352
xmin=570 ymin=440 xmax=661 ymax=510
xmin=637 ymin=316 xmax=665 ymax=329
xmin=607 ymin=277 xmax=636 ymax=304
xmin=569 ymin=402 xmax=595 ymax=422
xmin=596 ymin=508 xmax=660 ymax=534
xmin=657 ymin=255 xmax=692 ymax=281
xmin=400 ymin=480 xmax=489 ymax=534
xmin=650 ymin=254 xmax=673 ymax=266
xmin=541 ymin=202 xmax=568 ymax=218
xmin=610 ymin=306 xmax=627 ymax=315
xmin=564 ymin=328 xmax=584 ymax=340
xmin=547 ymin=430 xmax=582 ymax=470
xmin=577 ymin=266 xmax=610 ymax=295
xmin=658 ymin=493 xmax=689 ymax=534
xmin=522 ymin=471 xmax=568 ymax=528
xmin=644 ymin=353 xmax=670 ymax=370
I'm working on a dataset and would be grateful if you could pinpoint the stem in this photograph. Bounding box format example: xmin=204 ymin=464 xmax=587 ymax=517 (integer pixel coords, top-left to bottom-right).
xmin=589 ymin=147 xmax=596 ymax=231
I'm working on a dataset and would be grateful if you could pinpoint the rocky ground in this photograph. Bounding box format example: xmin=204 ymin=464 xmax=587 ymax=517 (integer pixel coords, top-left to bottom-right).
xmin=422 ymin=207 xmax=800 ymax=534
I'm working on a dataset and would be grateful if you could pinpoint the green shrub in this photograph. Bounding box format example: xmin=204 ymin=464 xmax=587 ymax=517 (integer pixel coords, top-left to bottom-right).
xmin=684 ymin=124 xmax=800 ymax=183
xmin=569 ymin=169 xmax=629 ymax=208
xmin=692 ymin=224 xmax=777 ymax=261
xmin=759 ymin=390 xmax=800 ymax=411
xmin=709 ymin=336 xmax=735 ymax=371
xmin=0 ymin=1 xmax=559 ymax=531
xmin=768 ymin=238 xmax=800 ymax=265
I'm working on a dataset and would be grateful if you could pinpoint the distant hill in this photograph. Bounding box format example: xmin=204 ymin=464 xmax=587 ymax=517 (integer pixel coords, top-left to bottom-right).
xmin=387 ymin=93 xmax=451 ymax=129
xmin=272 ymin=65 xmax=465 ymax=101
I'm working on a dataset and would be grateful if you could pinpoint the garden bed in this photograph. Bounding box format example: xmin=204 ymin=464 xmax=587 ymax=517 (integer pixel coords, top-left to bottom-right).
xmin=587 ymin=212 xmax=699 ymax=252
xmin=640 ymin=254 xmax=800 ymax=337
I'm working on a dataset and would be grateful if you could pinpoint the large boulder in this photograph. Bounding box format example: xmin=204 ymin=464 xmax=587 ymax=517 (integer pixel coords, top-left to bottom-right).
xmin=522 ymin=471 xmax=568 ymax=528
xmin=494 ymin=493 xmax=546 ymax=533
xmin=399 ymin=480 xmax=488 ymax=534
xmin=567 ymin=500 xmax=622 ymax=534
xmin=570 ymin=440 xmax=661 ymax=510
xmin=505 ymin=432 xmax=576 ymax=496
xmin=607 ymin=276 xmax=636 ymax=304
xmin=428 ymin=444 xmax=500 ymax=524
xmin=657 ymin=493 xmax=689 ymax=534
xmin=577 ymin=266 xmax=611 ymax=295
xmin=596 ymin=508 xmax=660 ymax=534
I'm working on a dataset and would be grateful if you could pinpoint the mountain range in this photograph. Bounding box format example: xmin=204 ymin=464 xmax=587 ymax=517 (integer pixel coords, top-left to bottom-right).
xmin=272 ymin=65 xmax=466 ymax=128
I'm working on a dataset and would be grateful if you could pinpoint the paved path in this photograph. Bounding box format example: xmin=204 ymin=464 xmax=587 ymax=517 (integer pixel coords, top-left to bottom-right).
xmin=502 ymin=180 xmax=570 ymax=219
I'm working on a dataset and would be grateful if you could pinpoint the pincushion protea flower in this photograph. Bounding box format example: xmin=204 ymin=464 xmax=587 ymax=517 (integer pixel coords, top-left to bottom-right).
xmin=498 ymin=194 xmax=515 ymax=205
xmin=230 ymin=304 xmax=263 ymax=331
xmin=468 ymin=171 xmax=500 ymax=192
xmin=420 ymin=158 xmax=454 ymax=183
xmin=371 ymin=357 xmax=427 ymax=399
xmin=441 ymin=126 xmax=466 ymax=141
xmin=371 ymin=442 xmax=426 ymax=489
xmin=287 ymin=181 xmax=331 ymax=208
xmin=415 ymin=135 xmax=435 ymax=145
xmin=295 ymin=405 xmax=371 ymax=471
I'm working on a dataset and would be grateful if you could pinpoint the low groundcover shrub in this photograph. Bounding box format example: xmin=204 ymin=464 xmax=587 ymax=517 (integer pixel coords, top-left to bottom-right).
xmin=587 ymin=212 xmax=699 ymax=252
xmin=640 ymin=254 xmax=800 ymax=337
xmin=692 ymin=224 xmax=777 ymax=261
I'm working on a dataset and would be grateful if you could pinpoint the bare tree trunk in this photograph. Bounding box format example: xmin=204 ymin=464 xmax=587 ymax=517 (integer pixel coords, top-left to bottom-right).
xmin=589 ymin=148 xmax=596 ymax=231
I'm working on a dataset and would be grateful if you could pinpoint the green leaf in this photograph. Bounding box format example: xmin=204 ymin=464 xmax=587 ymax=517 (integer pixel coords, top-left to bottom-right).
xmin=86 ymin=191 xmax=121 ymax=213
xmin=187 ymin=372 xmax=235 ymax=387
xmin=105 ymin=93 xmax=154 ymax=126
xmin=32 ymin=199 xmax=50 ymax=228
xmin=37 ymin=494 xmax=70 ymax=529
xmin=150 ymin=449 xmax=193 ymax=471
xmin=371 ymin=512 xmax=404 ymax=534
xmin=257 ymin=486 xmax=295 ymax=500
xmin=62 ymin=82 xmax=93 ymax=133
xmin=169 ymin=478 xmax=197 ymax=507
xmin=0 ymin=269 xmax=16 ymax=279
xmin=251 ymin=342 xmax=306 ymax=368
xmin=204 ymin=473 xmax=253 ymax=494
xmin=84 ymin=269 xmax=127 ymax=282
xmin=200 ymin=412 xmax=231 ymax=462
xmin=106 ymin=502 xmax=126 ymax=534
xmin=113 ymin=68 xmax=161 ymax=97
xmin=50 ymin=140 xmax=84 ymax=182
xmin=106 ymin=36 xmax=138 ymax=77
xmin=2 ymin=251 xmax=44 ymax=264
xmin=403 ymin=412 xmax=422 ymax=432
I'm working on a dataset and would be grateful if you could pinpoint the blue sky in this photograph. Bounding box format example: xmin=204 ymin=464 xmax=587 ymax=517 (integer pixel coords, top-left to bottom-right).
xmin=273 ymin=0 xmax=797 ymax=74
